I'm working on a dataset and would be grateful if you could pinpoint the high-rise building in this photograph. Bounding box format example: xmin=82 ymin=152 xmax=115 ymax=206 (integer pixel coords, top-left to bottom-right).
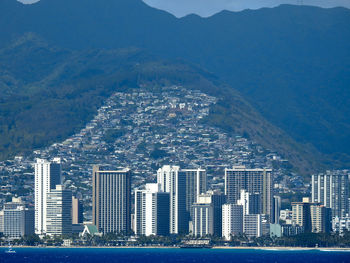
xmin=179 ymin=168 xmax=207 ymax=219
xmin=310 ymin=204 xmax=332 ymax=233
xmin=34 ymin=158 xmax=61 ymax=234
xmin=2 ymin=197 xmax=34 ymax=239
xmin=0 ymin=210 xmax=3 ymax=234
xmin=244 ymin=214 xmax=262 ymax=238
xmin=135 ymin=183 xmax=170 ymax=236
xmin=202 ymin=191 xmax=226 ymax=237
xmin=292 ymin=198 xmax=331 ymax=233
xmin=92 ymin=166 xmax=131 ymax=234
xmin=272 ymin=196 xmax=281 ymax=224
xmin=292 ymin=198 xmax=312 ymax=233
xmin=222 ymin=204 xmax=243 ymax=240
xmin=192 ymin=193 xmax=214 ymax=237
xmin=225 ymin=166 xmax=272 ymax=216
xmin=157 ymin=166 xmax=207 ymax=234
xmin=72 ymin=196 xmax=84 ymax=224
xmin=237 ymin=189 xmax=262 ymax=215
xmin=157 ymin=165 xmax=187 ymax=234
xmin=46 ymin=185 xmax=72 ymax=236
xmin=311 ymin=171 xmax=350 ymax=218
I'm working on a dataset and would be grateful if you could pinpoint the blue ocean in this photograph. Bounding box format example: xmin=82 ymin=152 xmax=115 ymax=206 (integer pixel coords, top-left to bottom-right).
xmin=1 ymin=248 xmax=350 ymax=263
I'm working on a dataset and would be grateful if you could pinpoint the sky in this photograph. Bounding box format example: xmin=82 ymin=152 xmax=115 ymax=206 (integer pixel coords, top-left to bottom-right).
xmin=18 ymin=0 xmax=350 ymax=17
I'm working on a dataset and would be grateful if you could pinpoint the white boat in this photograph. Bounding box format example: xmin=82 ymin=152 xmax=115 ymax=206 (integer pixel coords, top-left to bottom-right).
xmin=5 ymin=245 xmax=16 ymax=254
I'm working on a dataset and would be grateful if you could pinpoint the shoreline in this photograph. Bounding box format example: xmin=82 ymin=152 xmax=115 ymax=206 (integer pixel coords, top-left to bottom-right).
xmin=2 ymin=246 xmax=350 ymax=251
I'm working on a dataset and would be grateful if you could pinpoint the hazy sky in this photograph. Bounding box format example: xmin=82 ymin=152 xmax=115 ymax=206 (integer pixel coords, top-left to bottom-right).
xmin=18 ymin=0 xmax=350 ymax=17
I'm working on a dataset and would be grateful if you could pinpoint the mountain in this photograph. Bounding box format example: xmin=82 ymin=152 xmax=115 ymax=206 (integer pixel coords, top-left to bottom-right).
xmin=143 ymin=0 xmax=350 ymax=17
xmin=1 ymin=0 xmax=349 ymax=173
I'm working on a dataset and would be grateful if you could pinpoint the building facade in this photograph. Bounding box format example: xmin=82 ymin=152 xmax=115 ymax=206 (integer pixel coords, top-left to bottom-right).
xmin=135 ymin=183 xmax=170 ymax=236
xmin=244 ymin=214 xmax=262 ymax=238
xmin=192 ymin=193 xmax=215 ymax=237
xmin=46 ymin=185 xmax=72 ymax=236
xmin=222 ymin=204 xmax=243 ymax=240
xmin=292 ymin=199 xmax=312 ymax=233
xmin=72 ymin=196 xmax=84 ymax=224
xmin=180 ymin=168 xmax=207 ymax=220
xmin=157 ymin=165 xmax=187 ymax=234
xmin=34 ymin=158 xmax=61 ymax=234
xmin=272 ymin=196 xmax=281 ymax=224
xmin=311 ymin=171 xmax=350 ymax=218
xmin=2 ymin=198 xmax=34 ymax=239
xmin=332 ymin=217 xmax=350 ymax=234
xmin=92 ymin=166 xmax=131 ymax=234
xmin=237 ymin=189 xmax=262 ymax=215
xmin=310 ymin=204 xmax=332 ymax=233
xmin=225 ymin=166 xmax=272 ymax=217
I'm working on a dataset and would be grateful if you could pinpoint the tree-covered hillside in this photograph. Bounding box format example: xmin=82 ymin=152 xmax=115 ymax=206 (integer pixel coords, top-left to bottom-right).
xmin=0 ymin=0 xmax=349 ymax=172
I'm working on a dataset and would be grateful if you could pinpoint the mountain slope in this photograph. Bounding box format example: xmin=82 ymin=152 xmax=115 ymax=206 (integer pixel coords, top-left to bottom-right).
xmin=1 ymin=0 xmax=349 ymax=172
xmin=0 ymin=35 xmax=324 ymax=174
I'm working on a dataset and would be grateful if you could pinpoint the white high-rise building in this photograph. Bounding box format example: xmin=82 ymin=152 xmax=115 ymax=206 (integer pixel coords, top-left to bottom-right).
xmin=222 ymin=204 xmax=243 ymax=240
xmin=34 ymin=158 xmax=61 ymax=235
xmin=135 ymin=183 xmax=170 ymax=236
xmin=46 ymin=185 xmax=72 ymax=236
xmin=311 ymin=171 xmax=350 ymax=217
xmin=157 ymin=166 xmax=207 ymax=234
xmin=157 ymin=165 xmax=186 ymax=234
xmin=237 ymin=189 xmax=262 ymax=215
xmin=192 ymin=194 xmax=214 ymax=237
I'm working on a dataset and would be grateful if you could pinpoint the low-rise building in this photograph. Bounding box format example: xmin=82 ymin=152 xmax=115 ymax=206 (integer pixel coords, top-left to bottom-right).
xmin=332 ymin=217 xmax=350 ymax=234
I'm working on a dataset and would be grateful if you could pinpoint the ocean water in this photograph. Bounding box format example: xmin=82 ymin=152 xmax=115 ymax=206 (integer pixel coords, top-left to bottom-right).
xmin=1 ymin=248 xmax=350 ymax=263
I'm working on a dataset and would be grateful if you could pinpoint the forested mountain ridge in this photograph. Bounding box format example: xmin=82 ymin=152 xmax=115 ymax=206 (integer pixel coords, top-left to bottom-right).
xmin=1 ymin=0 xmax=349 ymax=173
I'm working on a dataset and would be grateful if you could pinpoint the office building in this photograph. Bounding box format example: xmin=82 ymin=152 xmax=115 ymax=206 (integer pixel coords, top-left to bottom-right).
xmin=34 ymin=158 xmax=61 ymax=234
xmin=222 ymin=204 xmax=243 ymax=240
xmin=135 ymin=183 xmax=170 ymax=236
xmin=92 ymin=166 xmax=131 ymax=234
xmin=311 ymin=171 xmax=350 ymax=217
xmin=46 ymin=185 xmax=72 ymax=236
xmin=225 ymin=166 xmax=272 ymax=216
xmin=72 ymin=196 xmax=84 ymax=224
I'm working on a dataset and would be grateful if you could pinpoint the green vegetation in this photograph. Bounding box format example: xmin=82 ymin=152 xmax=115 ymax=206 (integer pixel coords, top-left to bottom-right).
xmin=0 ymin=34 xmax=331 ymax=175
xmin=0 ymin=0 xmax=349 ymax=174
xmin=103 ymin=128 xmax=128 ymax=143
xmin=4 ymin=232 xmax=350 ymax=248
